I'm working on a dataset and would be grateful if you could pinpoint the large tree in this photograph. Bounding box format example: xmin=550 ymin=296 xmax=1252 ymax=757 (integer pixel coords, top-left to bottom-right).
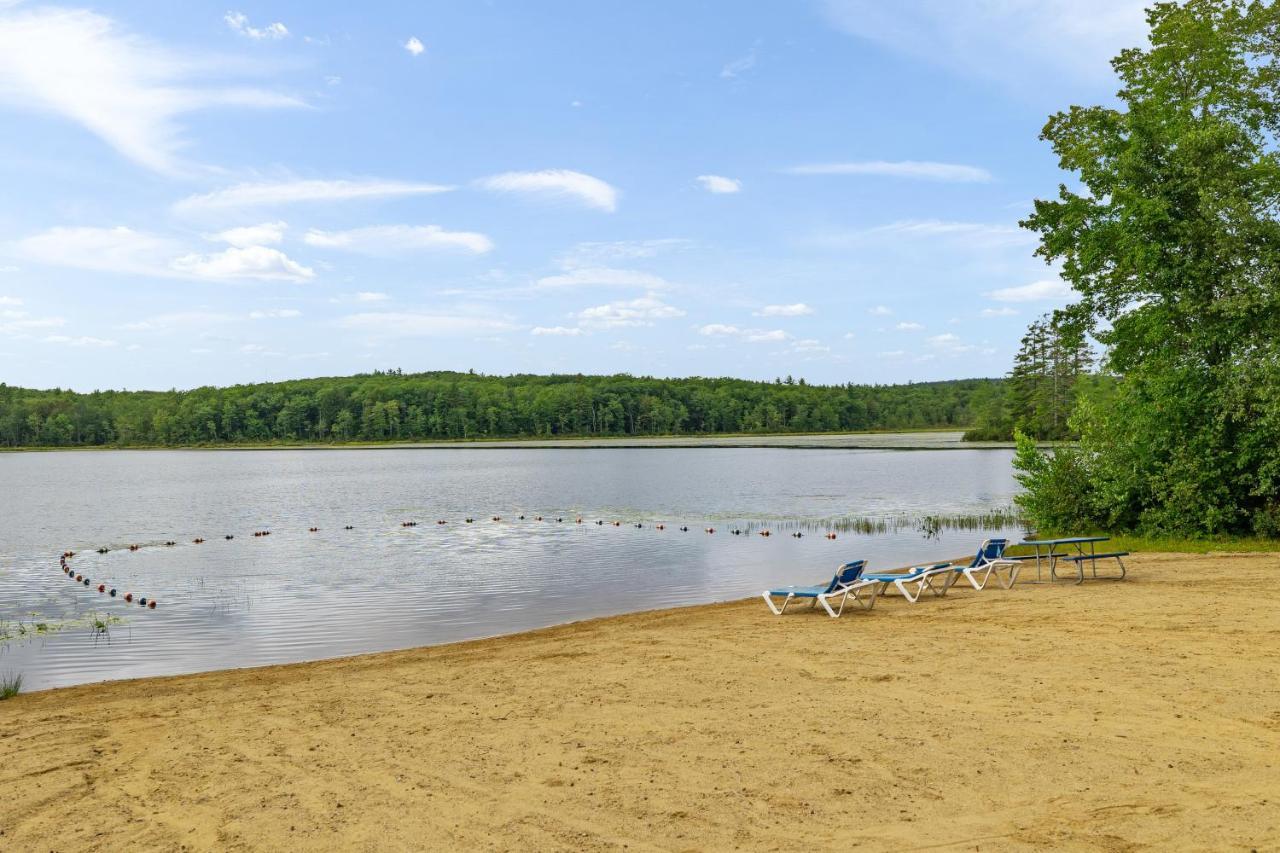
xmin=1017 ymin=0 xmax=1280 ymax=535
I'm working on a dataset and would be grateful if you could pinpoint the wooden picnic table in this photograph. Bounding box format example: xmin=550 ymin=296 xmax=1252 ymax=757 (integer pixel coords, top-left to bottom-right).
xmin=1018 ymin=536 xmax=1127 ymax=584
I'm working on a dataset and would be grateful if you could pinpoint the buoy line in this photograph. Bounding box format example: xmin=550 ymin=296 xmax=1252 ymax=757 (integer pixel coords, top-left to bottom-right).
xmin=58 ymin=516 xmax=841 ymax=609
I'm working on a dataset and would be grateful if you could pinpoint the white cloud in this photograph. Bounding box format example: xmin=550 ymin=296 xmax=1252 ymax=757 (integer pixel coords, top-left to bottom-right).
xmin=477 ymin=169 xmax=618 ymax=212
xmin=786 ymin=338 xmax=831 ymax=355
xmin=576 ymin=295 xmax=683 ymax=329
xmin=534 ymin=267 xmax=668 ymax=291
xmin=698 ymin=324 xmax=742 ymax=337
xmin=531 ymin=326 xmax=583 ymax=336
xmin=720 ymin=51 xmax=757 ymax=79
xmin=0 ymin=266 xmax=17 ymax=273
xmin=0 ymin=296 xmax=21 ymax=306
xmin=404 ymin=36 xmax=425 ymax=56
xmin=698 ymin=323 xmax=790 ymax=343
xmin=171 ymin=246 xmax=314 ymax=282
xmin=785 ymin=161 xmax=991 ymax=182
xmin=755 ymin=303 xmax=812 ymax=317
xmin=986 ymin=279 xmax=1074 ymax=302
xmin=696 ymin=175 xmax=742 ymax=194
xmin=355 ymin=291 xmax=389 ymax=302
xmin=339 ymin=312 xmax=517 ymax=338
xmin=43 ymin=334 xmax=116 ymax=347
xmin=303 ymin=225 xmax=493 ymax=254
xmin=239 ymin=342 xmax=282 ymax=356
xmin=224 ymin=11 xmax=288 ymax=41
xmin=0 ymin=7 xmax=304 ymax=174
xmin=248 ymin=308 xmax=301 ymax=319
xmin=895 ymin=321 xmax=924 ymax=331
xmin=211 ymin=221 xmax=287 ymax=247
xmin=819 ymin=0 xmax=1148 ymax=85
xmin=175 ymin=179 xmax=454 ymax=213
xmin=928 ymin=332 xmax=978 ymax=354
xmin=981 ymin=306 xmax=1019 ymax=317
xmin=868 ymin=305 xmax=893 ymax=316
xmin=13 ymin=226 xmax=179 ymax=276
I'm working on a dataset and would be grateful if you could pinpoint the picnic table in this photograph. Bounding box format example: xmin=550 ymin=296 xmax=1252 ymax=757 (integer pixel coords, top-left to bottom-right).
xmin=1018 ymin=536 xmax=1128 ymax=584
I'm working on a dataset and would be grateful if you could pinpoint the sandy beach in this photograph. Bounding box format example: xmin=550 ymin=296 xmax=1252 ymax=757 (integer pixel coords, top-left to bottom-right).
xmin=2 ymin=551 xmax=1278 ymax=851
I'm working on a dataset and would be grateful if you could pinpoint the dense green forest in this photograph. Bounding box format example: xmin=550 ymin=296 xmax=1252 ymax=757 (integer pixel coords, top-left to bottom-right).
xmin=0 ymin=373 xmax=1001 ymax=448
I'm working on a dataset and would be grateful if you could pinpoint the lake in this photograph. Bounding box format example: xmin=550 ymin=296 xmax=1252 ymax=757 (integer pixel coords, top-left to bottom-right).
xmin=0 ymin=438 xmax=1023 ymax=690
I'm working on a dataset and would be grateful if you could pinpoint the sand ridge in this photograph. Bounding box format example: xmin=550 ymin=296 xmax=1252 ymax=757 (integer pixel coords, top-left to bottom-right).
xmin=1 ymin=552 xmax=1278 ymax=851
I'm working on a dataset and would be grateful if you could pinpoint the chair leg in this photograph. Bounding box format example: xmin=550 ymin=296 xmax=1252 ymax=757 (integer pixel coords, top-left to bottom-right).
xmin=762 ymin=592 xmax=792 ymax=615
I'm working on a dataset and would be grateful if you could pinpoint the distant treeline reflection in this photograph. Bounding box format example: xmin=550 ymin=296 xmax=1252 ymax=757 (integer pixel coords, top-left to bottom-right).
xmin=0 ymin=372 xmax=1000 ymax=448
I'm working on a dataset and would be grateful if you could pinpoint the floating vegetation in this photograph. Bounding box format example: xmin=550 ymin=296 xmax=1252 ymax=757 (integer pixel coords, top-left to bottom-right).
xmin=0 ymin=611 xmax=128 ymax=650
xmin=0 ymin=671 xmax=21 ymax=700
xmin=724 ymin=507 xmax=1028 ymax=540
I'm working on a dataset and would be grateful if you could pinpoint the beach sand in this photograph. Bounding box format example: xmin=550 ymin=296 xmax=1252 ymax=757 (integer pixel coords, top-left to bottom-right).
xmin=2 ymin=552 xmax=1278 ymax=851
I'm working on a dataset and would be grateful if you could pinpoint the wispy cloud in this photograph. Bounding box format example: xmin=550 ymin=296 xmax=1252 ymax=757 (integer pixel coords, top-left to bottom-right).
xmin=175 ymin=179 xmax=454 ymax=213
xmin=303 ymin=225 xmax=494 ymax=255
xmin=868 ymin=305 xmax=893 ymax=316
xmin=808 ymin=219 xmax=1032 ymax=249
xmin=755 ymin=303 xmax=812 ymax=317
xmin=534 ymin=267 xmax=669 ymax=291
xmin=895 ymin=321 xmax=924 ymax=331
xmin=0 ymin=7 xmax=303 ymax=174
xmin=558 ymin=239 xmax=691 ymax=266
xmin=224 ymin=11 xmax=288 ymax=41
xmin=14 ymin=225 xmax=312 ymax=282
xmin=785 ymin=160 xmax=991 ymax=182
xmin=819 ymin=0 xmax=1148 ymax=86
xmin=530 ymin=326 xmax=583 ymax=337
xmin=210 ymin=221 xmax=287 ymax=247
xmin=696 ymin=175 xmax=742 ymax=194
xmin=248 ymin=308 xmax=301 ymax=319
xmin=477 ymin=169 xmax=619 ymax=212
xmin=404 ymin=36 xmax=425 ymax=56
xmin=986 ymin=279 xmax=1074 ymax=302
xmin=698 ymin=324 xmax=790 ymax=343
xmin=720 ymin=50 xmax=757 ymax=79
xmin=981 ymin=306 xmax=1018 ymax=317
xmin=43 ymin=334 xmax=117 ymax=347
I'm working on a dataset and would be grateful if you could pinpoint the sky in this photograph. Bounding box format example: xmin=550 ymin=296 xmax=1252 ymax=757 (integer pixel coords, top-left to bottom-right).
xmin=0 ymin=0 xmax=1152 ymax=392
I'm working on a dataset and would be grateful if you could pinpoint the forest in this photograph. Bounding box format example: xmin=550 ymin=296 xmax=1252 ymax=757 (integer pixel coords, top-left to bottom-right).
xmin=0 ymin=372 xmax=1000 ymax=448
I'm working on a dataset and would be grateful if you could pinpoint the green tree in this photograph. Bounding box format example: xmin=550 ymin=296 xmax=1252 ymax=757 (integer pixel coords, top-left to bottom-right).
xmin=1017 ymin=0 xmax=1280 ymax=536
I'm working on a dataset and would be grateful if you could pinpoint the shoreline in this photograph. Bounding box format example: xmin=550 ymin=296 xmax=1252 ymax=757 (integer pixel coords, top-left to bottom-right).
xmin=2 ymin=551 xmax=1277 ymax=850
xmin=0 ymin=428 xmax=1025 ymax=453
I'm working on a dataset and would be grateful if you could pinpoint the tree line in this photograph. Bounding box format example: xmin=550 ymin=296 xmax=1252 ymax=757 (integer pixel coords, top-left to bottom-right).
xmin=0 ymin=372 xmax=1001 ymax=448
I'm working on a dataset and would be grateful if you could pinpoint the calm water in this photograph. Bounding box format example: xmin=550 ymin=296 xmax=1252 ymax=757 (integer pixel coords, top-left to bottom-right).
xmin=0 ymin=445 xmax=1022 ymax=691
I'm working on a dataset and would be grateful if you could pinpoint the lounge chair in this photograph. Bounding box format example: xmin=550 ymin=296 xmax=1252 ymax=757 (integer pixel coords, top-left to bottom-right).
xmin=861 ymin=562 xmax=955 ymax=603
xmin=762 ymin=560 xmax=880 ymax=618
xmin=942 ymin=538 xmax=1021 ymax=591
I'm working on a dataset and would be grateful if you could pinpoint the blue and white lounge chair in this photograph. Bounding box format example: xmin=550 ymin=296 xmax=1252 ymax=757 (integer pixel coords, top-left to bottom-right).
xmin=762 ymin=560 xmax=880 ymax=618
xmin=861 ymin=562 xmax=955 ymax=603
xmin=942 ymin=538 xmax=1021 ymax=591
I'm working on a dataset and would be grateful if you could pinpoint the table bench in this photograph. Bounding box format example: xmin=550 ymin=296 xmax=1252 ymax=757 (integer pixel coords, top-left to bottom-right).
xmin=1059 ymin=551 xmax=1128 ymax=583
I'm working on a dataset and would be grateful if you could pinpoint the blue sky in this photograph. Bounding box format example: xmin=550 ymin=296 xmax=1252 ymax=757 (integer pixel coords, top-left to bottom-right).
xmin=0 ymin=0 xmax=1150 ymax=391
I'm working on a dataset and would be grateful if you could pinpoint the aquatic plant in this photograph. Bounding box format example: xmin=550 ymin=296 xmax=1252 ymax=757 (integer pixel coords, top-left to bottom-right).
xmin=0 ymin=672 xmax=21 ymax=700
